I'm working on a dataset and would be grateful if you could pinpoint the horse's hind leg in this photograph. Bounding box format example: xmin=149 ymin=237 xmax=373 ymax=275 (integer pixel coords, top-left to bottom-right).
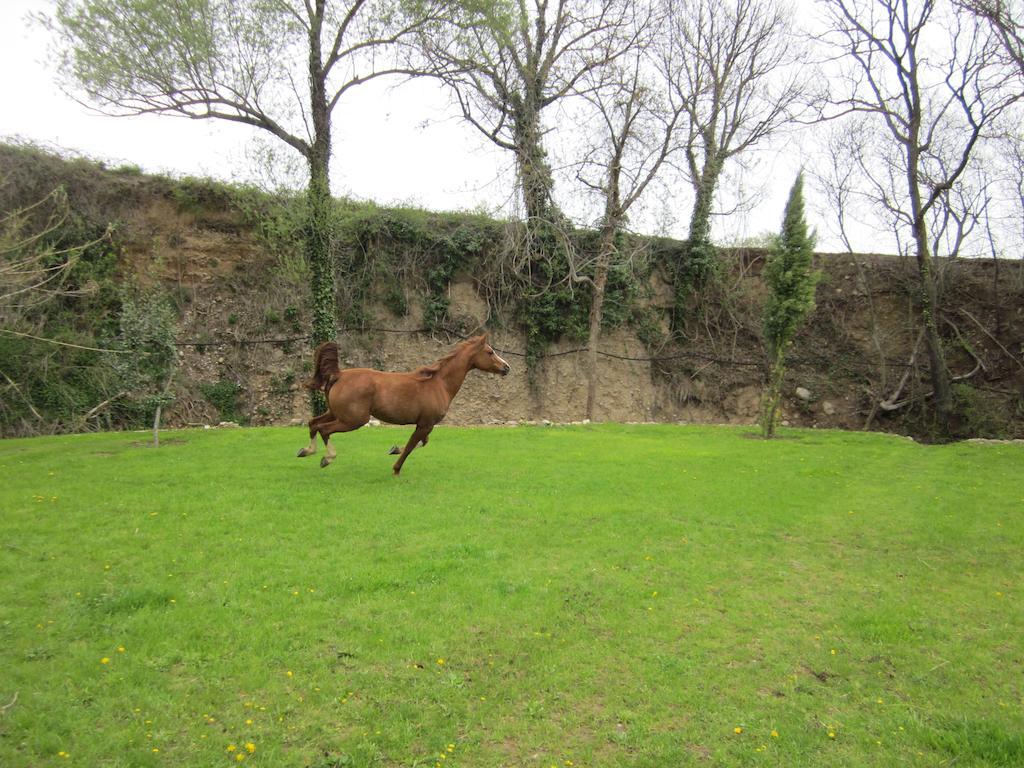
xmin=298 ymin=412 xmax=333 ymax=457
xmin=318 ymin=418 xmax=367 ymax=469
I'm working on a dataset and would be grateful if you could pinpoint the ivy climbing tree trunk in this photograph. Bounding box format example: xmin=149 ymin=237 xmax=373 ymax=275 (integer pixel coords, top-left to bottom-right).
xmin=686 ymin=152 xmax=722 ymax=247
xmin=513 ymin=100 xmax=559 ymax=228
xmin=306 ymin=6 xmax=336 ymax=351
xmin=679 ymin=152 xmax=723 ymax=307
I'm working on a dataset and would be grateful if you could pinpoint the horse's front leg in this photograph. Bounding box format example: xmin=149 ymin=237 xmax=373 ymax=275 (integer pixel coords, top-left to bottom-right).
xmin=388 ymin=431 xmax=429 ymax=455
xmin=298 ymin=412 xmax=333 ymax=457
xmin=392 ymin=425 xmax=433 ymax=476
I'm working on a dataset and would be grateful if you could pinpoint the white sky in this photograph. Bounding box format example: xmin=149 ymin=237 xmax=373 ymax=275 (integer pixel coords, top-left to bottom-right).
xmin=0 ymin=1 xmax=833 ymax=249
xmin=0 ymin=2 xmax=514 ymax=204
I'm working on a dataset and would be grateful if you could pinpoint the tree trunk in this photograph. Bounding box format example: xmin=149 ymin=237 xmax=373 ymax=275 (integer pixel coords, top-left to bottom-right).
xmin=513 ymin=100 xmax=559 ymax=228
xmin=306 ymin=150 xmax=334 ymax=348
xmin=152 ymin=369 xmax=175 ymax=447
xmin=912 ymin=224 xmax=953 ymax=426
xmin=152 ymin=403 xmax=163 ymax=448
xmin=687 ymin=161 xmax=718 ymax=246
xmin=306 ymin=2 xmax=335 ymax=415
xmin=512 ymin=94 xmax=570 ymax=381
xmin=907 ymin=146 xmax=952 ymax=429
xmin=585 ymin=224 xmax=617 ymax=421
xmin=675 ymin=153 xmax=722 ymax=318
xmin=760 ymin=349 xmax=786 ymax=438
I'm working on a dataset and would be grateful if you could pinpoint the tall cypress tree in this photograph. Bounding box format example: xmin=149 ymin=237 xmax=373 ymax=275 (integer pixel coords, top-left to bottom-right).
xmin=760 ymin=173 xmax=819 ymax=438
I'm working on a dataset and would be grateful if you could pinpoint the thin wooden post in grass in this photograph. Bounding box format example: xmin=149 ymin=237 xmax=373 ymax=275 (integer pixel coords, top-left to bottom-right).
xmin=151 ymin=371 xmax=175 ymax=448
xmin=760 ymin=173 xmax=819 ymax=437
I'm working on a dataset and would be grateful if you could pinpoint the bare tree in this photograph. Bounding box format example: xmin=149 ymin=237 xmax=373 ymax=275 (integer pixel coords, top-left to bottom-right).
xmin=661 ymin=0 xmax=808 ymax=281
xmin=1001 ymin=132 xmax=1024 ymax=253
xmin=420 ymin=0 xmax=639 ymax=227
xmin=808 ymin=122 xmax=892 ymax=426
xmin=819 ymin=0 xmax=1021 ymax=427
xmin=0 ymin=186 xmax=109 ymax=430
xmin=1 ymin=188 xmax=90 ymax=324
xmin=49 ymin=0 xmax=470 ymax=353
xmin=572 ymin=21 xmax=684 ymax=420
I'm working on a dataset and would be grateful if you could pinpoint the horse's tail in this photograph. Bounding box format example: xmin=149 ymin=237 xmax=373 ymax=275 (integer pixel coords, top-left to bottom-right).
xmin=305 ymin=342 xmax=341 ymax=394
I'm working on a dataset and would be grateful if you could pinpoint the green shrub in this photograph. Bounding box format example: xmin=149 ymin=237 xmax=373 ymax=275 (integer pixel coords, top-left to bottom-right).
xmin=952 ymin=384 xmax=1010 ymax=439
xmin=760 ymin=174 xmax=819 ymax=438
xmin=199 ymin=380 xmax=243 ymax=423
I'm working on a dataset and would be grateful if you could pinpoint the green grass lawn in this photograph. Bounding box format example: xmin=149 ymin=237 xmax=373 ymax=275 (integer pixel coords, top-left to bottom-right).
xmin=1 ymin=424 xmax=1022 ymax=767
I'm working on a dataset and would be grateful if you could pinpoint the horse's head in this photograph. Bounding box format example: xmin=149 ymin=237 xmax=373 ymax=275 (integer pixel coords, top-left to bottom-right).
xmin=468 ymin=334 xmax=511 ymax=376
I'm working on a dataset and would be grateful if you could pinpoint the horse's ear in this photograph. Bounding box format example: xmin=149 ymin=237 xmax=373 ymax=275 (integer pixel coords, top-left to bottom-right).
xmin=478 ymin=333 xmax=488 ymax=344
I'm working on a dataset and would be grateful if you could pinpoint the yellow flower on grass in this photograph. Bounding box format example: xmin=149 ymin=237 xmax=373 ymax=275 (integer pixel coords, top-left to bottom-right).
xmin=236 ymin=755 xmax=245 ymax=762
xmin=245 ymin=743 xmax=256 ymax=754
xmin=227 ymin=744 xmax=237 ymax=753
xmin=286 ymin=670 xmax=293 ymax=677
xmin=734 ymin=727 xmax=743 ymax=734
xmin=100 ymin=657 xmax=110 ymax=664
xmin=245 ymin=719 xmax=253 ymax=725
xmin=771 ymin=730 xmax=779 ymax=738
xmin=117 ymin=646 xmax=125 ymax=653
xmin=828 ymin=731 xmax=836 ymax=739
xmin=437 ymin=658 xmax=445 ymax=665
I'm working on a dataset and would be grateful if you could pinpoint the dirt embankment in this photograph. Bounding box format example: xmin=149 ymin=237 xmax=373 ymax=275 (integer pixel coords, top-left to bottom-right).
xmin=150 ymin=191 xmax=1023 ymax=438
xmin=5 ymin=142 xmax=1021 ymax=438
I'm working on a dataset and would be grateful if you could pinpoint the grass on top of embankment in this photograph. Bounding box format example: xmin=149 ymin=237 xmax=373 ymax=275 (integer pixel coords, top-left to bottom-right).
xmin=0 ymin=424 xmax=1022 ymax=767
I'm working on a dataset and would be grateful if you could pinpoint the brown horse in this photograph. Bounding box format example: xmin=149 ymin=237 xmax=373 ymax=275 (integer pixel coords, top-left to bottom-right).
xmin=297 ymin=334 xmax=511 ymax=475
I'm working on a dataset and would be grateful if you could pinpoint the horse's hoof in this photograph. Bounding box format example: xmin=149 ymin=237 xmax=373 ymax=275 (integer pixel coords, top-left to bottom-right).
xmin=320 ymin=458 xmax=331 ymax=469
xmin=297 ymin=448 xmax=309 ymax=457
xmin=388 ymin=445 xmax=400 ymax=455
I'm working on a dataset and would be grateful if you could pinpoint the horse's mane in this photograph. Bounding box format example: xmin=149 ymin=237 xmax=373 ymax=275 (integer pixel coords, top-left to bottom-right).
xmin=411 ymin=336 xmax=482 ymax=380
